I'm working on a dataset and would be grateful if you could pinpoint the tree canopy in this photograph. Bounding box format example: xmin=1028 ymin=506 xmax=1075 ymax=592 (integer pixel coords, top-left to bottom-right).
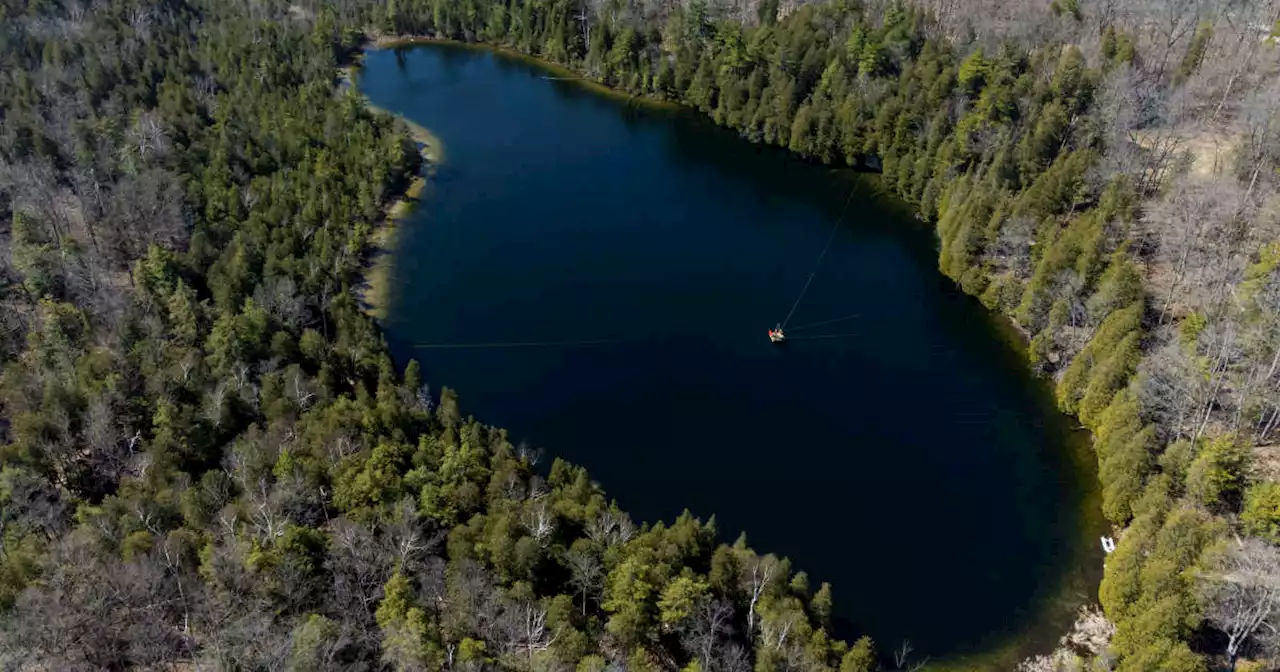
xmin=3 ymin=0 xmax=1280 ymax=669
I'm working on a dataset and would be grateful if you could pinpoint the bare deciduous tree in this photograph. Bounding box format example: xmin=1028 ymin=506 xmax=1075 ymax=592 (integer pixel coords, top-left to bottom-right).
xmin=1140 ymin=0 xmax=1207 ymax=84
xmin=3 ymin=535 xmax=192 ymax=669
xmin=504 ymin=600 xmax=558 ymax=667
xmin=385 ymin=497 xmax=442 ymax=575
xmin=683 ymin=598 xmax=735 ymax=671
xmin=1139 ymin=333 xmax=1201 ymax=440
xmin=254 ymin=275 xmax=308 ymax=330
xmin=744 ymin=554 xmax=777 ymax=634
xmin=565 ymin=547 xmax=604 ymax=616
xmin=521 ymin=499 xmax=555 ymax=547
xmin=328 ymin=517 xmax=393 ymax=652
xmin=1199 ymin=537 xmax=1280 ymax=666
xmin=1143 ymin=174 xmax=1241 ymax=324
xmin=585 ymin=508 xmax=634 ymax=547
xmin=891 ymin=639 xmax=930 ymax=672
xmin=101 ymin=168 xmax=188 ymax=269
xmin=990 ymin=214 xmax=1035 ymax=279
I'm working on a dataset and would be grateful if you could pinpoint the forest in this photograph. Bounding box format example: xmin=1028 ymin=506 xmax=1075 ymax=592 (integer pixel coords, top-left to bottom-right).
xmin=317 ymin=0 xmax=1280 ymax=665
xmin=0 ymin=0 xmax=885 ymax=670
xmin=324 ymin=0 xmax=1280 ymax=668
xmin=1 ymin=0 xmax=1279 ymax=670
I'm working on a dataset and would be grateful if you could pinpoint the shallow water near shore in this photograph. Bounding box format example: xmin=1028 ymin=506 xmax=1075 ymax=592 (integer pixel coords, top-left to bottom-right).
xmin=360 ymin=43 xmax=1106 ymax=666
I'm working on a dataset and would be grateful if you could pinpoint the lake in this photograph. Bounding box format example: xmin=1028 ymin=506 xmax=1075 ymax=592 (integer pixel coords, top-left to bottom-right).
xmin=361 ymin=43 xmax=1104 ymax=667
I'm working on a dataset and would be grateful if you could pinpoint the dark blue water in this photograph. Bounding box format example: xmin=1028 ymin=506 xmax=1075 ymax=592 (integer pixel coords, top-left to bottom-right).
xmin=363 ymin=44 xmax=1102 ymax=664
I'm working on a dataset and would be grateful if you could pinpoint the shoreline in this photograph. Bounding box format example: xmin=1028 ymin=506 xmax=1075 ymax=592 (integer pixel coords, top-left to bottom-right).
xmin=366 ymin=34 xmax=682 ymax=112
xmin=349 ymin=39 xmax=1106 ymax=670
xmin=340 ymin=57 xmax=444 ymax=320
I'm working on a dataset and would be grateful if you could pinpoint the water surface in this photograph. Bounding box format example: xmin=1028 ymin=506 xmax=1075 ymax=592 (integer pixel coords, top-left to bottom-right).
xmin=362 ymin=44 xmax=1104 ymax=666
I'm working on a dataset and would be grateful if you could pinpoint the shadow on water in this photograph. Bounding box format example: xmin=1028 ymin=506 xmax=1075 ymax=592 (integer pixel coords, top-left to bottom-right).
xmin=363 ymin=42 xmax=1106 ymax=669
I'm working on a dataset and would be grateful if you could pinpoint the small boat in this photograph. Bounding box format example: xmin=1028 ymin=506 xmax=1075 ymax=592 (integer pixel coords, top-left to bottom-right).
xmin=768 ymin=324 xmax=786 ymax=343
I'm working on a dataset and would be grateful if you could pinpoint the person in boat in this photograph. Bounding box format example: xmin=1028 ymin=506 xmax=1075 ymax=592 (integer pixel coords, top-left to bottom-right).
xmin=769 ymin=323 xmax=785 ymax=342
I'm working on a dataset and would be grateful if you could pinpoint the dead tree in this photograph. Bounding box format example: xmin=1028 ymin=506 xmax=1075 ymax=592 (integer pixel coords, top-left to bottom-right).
xmin=565 ymin=548 xmax=603 ymax=616
xmin=1199 ymin=537 xmax=1280 ymax=667
xmin=1143 ymin=174 xmax=1240 ymax=325
xmin=744 ymin=555 xmax=777 ymax=634
xmin=683 ymin=598 xmax=734 ymax=669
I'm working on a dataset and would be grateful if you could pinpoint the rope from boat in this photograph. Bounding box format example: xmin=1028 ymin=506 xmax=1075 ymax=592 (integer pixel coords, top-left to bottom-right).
xmin=786 ymin=332 xmax=862 ymax=341
xmin=780 ymin=184 xmax=858 ymax=329
xmin=785 ymin=312 xmax=861 ymax=332
xmin=410 ymin=337 xmax=631 ymax=349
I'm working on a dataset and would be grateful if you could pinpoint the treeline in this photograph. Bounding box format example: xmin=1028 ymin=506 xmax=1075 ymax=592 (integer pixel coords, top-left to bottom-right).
xmin=305 ymin=0 xmax=1280 ymax=669
xmin=0 ymin=0 xmax=884 ymax=670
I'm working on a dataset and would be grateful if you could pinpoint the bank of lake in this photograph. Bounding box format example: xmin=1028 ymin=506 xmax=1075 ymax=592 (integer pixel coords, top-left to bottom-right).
xmin=357 ymin=41 xmax=1108 ymax=670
